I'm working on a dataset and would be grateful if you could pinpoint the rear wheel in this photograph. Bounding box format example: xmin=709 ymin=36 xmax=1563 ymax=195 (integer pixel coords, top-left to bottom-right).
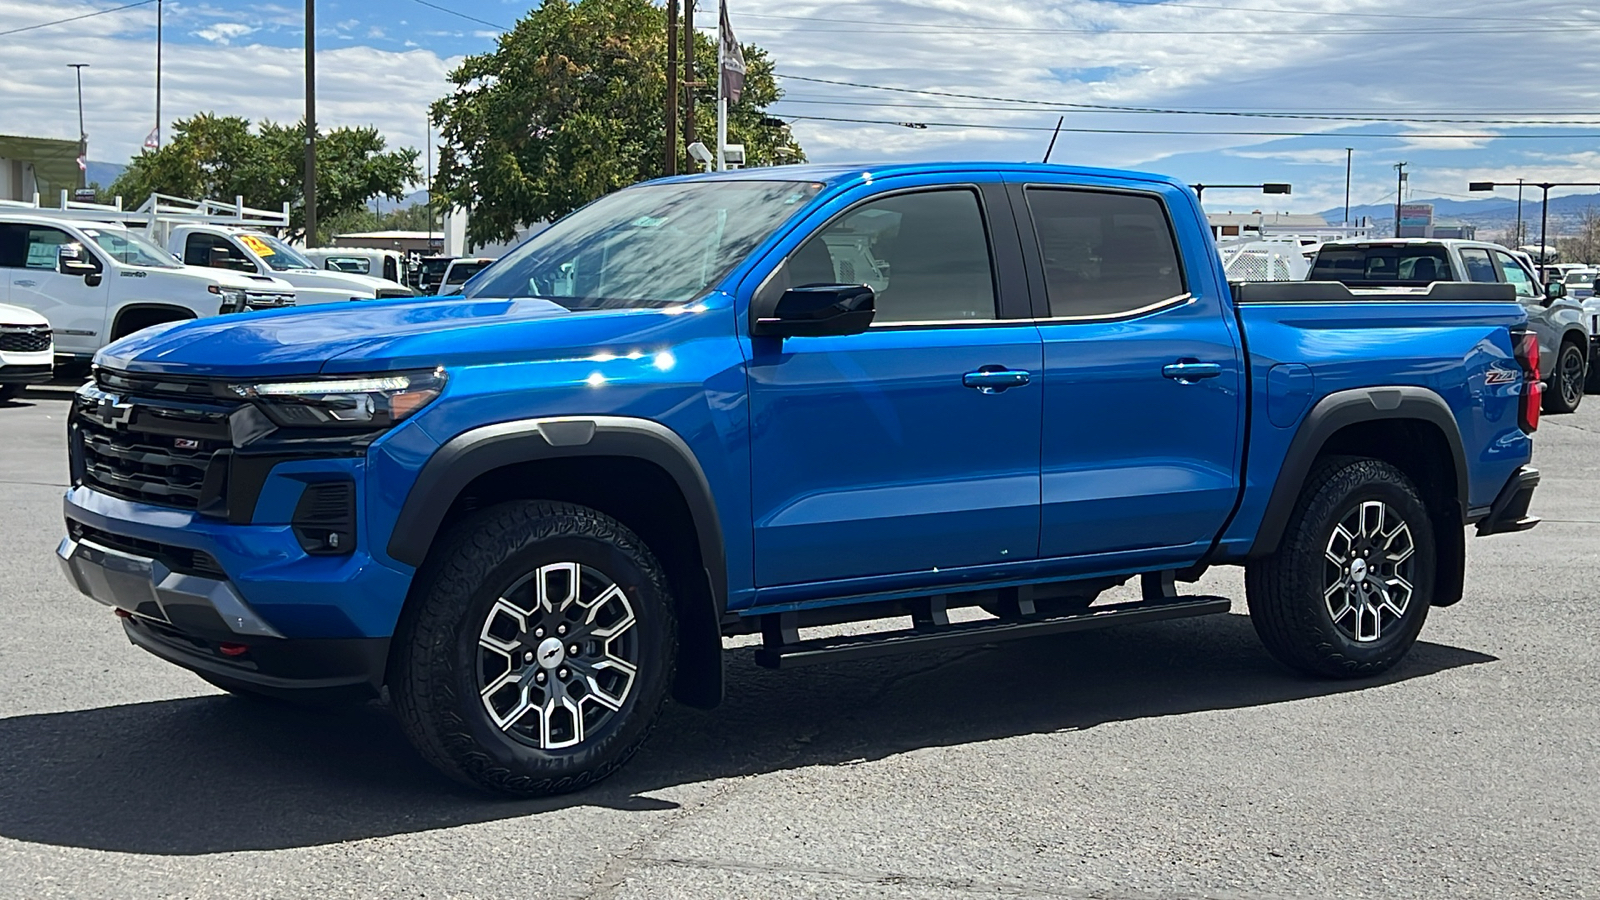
xmin=1543 ymin=341 xmax=1586 ymax=413
xmin=1246 ymin=457 xmax=1436 ymax=678
xmin=392 ymin=501 xmax=676 ymax=797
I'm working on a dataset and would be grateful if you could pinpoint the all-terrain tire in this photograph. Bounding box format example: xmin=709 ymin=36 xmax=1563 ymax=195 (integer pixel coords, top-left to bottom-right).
xmin=1246 ymin=457 xmax=1436 ymax=679
xmin=391 ymin=501 xmax=677 ymax=797
xmin=1543 ymin=340 xmax=1586 ymax=413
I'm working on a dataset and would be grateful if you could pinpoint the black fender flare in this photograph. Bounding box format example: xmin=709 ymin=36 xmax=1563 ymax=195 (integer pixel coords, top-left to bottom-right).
xmin=1247 ymin=386 xmax=1469 ymax=559
xmin=110 ymin=303 xmax=199 ymax=340
xmin=388 ymin=416 xmax=727 ymax=707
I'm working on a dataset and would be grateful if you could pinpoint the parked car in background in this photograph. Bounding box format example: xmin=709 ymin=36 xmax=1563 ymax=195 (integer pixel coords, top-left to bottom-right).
xmin=0 ymin=214 xmax=296 ymax=364
xmin=167 ymin=226 xmax=415 ymax=303
xmin=1561 ymin=268 xmax=1596 ymax=300
xmin=60 ymin=162 xmax=1542 ymax=797
xmin=0 ymin=301 xmax=52 ymax=401
xmin=1309 ymin=238 xmax=1590 ymax=412
xmin=415 ymin=255 xmax=455 ymax=295
xmin=435 ymin=257 xmax=495 ymax=295
xmin=301 ymin=248 xmax=409 ymax=287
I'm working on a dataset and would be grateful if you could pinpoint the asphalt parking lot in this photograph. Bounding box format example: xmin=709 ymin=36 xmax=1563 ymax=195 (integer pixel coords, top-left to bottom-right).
xmin=0 ymin=381 xmax=1596 ymax=900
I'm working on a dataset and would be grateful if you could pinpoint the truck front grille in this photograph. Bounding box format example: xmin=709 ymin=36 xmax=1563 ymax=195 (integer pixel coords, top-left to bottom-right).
xmin=68 ymin=521 xmax=226 ymax=579
xmin=245 ymin=291 xmax=295 ymax=309
xmin=72 ymin=371 xmax=241 ymax=511
xmin=0 ymin=326 xmax=52 ymax=353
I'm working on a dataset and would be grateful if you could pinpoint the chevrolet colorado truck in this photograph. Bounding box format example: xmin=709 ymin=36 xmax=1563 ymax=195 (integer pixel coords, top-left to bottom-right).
xmin=58 ymin=163 xmax=1542 ymax=796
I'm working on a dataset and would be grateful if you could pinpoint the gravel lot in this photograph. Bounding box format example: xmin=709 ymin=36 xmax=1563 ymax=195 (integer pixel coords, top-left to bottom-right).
xmin=1 ymin=381 xmax=1595 ymax=900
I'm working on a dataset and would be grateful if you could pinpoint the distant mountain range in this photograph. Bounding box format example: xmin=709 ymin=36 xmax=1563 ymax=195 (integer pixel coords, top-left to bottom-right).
xmin=1318 ymin=193 xmax=1600 ymax=233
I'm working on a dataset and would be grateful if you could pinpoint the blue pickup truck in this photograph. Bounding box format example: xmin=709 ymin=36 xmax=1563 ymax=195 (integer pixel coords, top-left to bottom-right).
xmin=58 ymin=163 xmax=1542 ymax=796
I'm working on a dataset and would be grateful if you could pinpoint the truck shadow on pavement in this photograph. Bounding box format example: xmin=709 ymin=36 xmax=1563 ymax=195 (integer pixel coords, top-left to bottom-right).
xmin=0 ymin=614 xmax=1495 ymax=855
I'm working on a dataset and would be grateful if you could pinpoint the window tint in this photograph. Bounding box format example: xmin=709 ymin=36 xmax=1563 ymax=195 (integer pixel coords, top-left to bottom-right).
xmin=0 ymin=224 xmax=24 ymax=268
xmin=1310 ymin=244 xmax=1453 ymax=285
xmin=1459 ymin=248 xmax=1498 ymax=283
xmin=22 ymin=226 xmax=73 ymax=270
xmin=185 ymin=233 xmax=240 ymax=268
xmin=1024 ymin=188 xmax=1185 ymax=317
xmin=1493 ymin=251 xmax=1537 ymax=298
xmin=780 ymin=189 xmax=996 ymax=323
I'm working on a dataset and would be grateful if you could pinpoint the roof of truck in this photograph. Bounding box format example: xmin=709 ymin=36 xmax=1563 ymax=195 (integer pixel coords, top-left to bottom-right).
xmin=653 ymin=162 xmax=1186 ymax=190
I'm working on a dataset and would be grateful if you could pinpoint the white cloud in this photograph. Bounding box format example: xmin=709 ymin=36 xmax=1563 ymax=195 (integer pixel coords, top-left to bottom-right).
xmin=193 ymin=22 xmax=259 ymax=45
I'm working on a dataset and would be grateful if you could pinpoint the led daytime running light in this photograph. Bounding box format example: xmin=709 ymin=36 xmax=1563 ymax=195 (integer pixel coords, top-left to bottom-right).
xmin=236 ymin=375 xmax=413 ymax=397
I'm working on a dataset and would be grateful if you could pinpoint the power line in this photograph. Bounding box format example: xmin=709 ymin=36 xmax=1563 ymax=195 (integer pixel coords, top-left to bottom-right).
xmin=770 ymin=96 xmax=1600 ymax=126
xmin=737 ymin=11 xmax=1599 ymax=35
xmin=1085 ymin=0 xmax=1579 ymax=21
xmin=0 ymin=0 xmax=157 ymax=39
xmin=403 ymin=0 xmax=510 ymax=32
xmin=778 ymin=93 xmax=1600 ymax=115
xmin=778 ymin=114 xmax=1600 ymax=140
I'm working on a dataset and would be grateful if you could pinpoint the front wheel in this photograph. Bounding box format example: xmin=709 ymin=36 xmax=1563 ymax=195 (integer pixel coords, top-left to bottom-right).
xmin=0 ymin=384 xmax=22 ymax=402
xmin=1543 ymin=341 xmax=1586 ymax=413
xmin=1246 ymin=457 xmax=1436 ymax=679
xmin=392 ymin=501 xmax=676 ymax=797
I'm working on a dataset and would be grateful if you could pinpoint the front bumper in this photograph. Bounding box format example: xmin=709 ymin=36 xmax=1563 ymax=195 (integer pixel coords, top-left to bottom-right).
xmin=0 ymin=363 xmax=52 ymax=384
xmin=1476 ymin=466 xmax=1540 ymax=536
xmin=58 ymin=533 xmax=389 ymax=695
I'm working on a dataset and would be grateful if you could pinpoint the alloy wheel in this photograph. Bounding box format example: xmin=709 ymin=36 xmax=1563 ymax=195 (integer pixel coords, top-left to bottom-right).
xmin=1559 ymin=346 xmax=1585 ymax=408
xmin=1323 ymin=500 xmax=1415 ymax=643
xmin=477 ymin=562 xmax=639 ymax=750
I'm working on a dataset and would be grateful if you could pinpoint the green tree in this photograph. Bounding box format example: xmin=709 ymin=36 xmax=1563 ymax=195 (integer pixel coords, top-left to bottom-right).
xmin=430 ymin=0 xmax=804 ymax=245
xmin=109 ymin=113 xmax=420 ymax=242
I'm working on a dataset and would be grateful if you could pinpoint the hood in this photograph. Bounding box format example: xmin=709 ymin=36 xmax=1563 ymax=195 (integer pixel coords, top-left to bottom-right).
xmin=93 ymin=294 xmax=715 ymax=378
xmin=0 ymin=302 xmax=50 ymax=327
xmin=204 ymin=269 xmax=297 ymax=292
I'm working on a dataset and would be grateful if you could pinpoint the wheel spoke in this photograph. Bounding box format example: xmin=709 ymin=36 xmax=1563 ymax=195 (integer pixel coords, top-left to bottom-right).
xmin=539 ymin=562 xmax=581 ymax=614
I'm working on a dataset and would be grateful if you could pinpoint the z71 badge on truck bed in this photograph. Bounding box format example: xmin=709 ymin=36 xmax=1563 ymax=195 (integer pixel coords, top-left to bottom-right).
xmin=58 ymin=162 xmax=1541 ymax=796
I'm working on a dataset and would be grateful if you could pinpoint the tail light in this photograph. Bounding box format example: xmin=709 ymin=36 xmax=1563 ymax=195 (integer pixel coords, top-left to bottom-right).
xmin=1513 ymin=330 xmax=1541 ymax=433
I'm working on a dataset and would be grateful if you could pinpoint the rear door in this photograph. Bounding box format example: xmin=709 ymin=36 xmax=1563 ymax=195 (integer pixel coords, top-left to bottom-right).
xmin=1010 ymin=179 xmax=1244 ymax=564
xmin=1 ymin=224 xmax=109 ymax=355
xmin=745 ymin=180 xmax=1043 ymax=588
xmin=1490 ymin=249 xmax=1560 ymax=361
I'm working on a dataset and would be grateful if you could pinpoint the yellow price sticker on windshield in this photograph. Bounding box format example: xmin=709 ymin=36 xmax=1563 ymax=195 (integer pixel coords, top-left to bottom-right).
xmin=239 ymin=234 xmax=277 ymax=258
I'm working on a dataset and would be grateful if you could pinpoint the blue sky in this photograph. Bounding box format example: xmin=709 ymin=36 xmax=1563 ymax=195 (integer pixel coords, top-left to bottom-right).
xmin=4 ymin=0 xmax=1600 ymax=217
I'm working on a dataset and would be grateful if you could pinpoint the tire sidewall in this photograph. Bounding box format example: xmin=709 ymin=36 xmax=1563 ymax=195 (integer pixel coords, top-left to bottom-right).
xmin=1549 ymin=342 xmax=1585 ymax=412
xmin=438 ymin=521 xmax=674 ymax=791
xmin=1290 ymin=463 xmax=1436 ymax=673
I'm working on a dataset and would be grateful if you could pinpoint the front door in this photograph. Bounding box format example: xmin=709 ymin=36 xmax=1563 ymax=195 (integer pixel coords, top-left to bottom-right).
xmin=746 ymin=185 xmax=1043 ymax=588
xmin=0 ymin=224 xmax=109 ymax=356
xmin=1012 ymin=182 xmax=1244 ymax=563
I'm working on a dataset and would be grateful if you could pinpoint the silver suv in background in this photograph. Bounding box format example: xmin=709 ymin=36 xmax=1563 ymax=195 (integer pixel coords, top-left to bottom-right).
xmin=1309 ymin=239 xmax=1591 ymax=413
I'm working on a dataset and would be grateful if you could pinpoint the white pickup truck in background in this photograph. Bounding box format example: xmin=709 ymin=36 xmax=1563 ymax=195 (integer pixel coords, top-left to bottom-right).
xmin=0 ymin=210 xmax=296 ymax=362
xmin=164 ymin=224 xmax=415 ymax=303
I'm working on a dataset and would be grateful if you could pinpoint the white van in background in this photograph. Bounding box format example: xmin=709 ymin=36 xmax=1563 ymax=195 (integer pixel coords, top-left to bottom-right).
xmin=300 ymin=247 xmax=409 ymax=287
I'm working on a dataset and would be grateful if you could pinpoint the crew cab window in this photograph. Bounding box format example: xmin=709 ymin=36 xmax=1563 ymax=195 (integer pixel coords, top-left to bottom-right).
xmin=1459 ymin=248 xmax=1498 ymax=283
xmin=1492 ymin=250 xmax=1538 ymax=299
xmin=782 ymin=189 xmax=997 ymax=323
xmin=185 ymin=233 xmax=252 ymax=271
xmin=1023 ymin=188 xmax=1185 ymax=317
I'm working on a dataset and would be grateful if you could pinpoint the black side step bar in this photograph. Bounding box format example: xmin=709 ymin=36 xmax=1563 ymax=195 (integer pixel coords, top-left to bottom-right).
xmin=752 ymin=594 xmax=1231 ymax=670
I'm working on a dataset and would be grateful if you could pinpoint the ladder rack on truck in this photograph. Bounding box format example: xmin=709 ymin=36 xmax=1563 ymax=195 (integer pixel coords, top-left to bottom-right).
xmin=0 ymin=191 xmax=292 ymax=245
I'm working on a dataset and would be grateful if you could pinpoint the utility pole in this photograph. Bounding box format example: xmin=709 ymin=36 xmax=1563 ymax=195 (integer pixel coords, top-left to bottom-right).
xmin=1343 ymin=147 xmax=1353 ymax=225
xmin=304 ymin=0 xmax=318 ymax=247
xmin=70 ymin=64 xmax=89 ymax=188
xmin=155 ymin=0 xmax=163 ymax=147
xmin=665 ymin=0 xmax=678 ymax=176
xmin=1516 ymin=178 xmax=1525 ymax=247
xmin=1393 ymin=162 xmax=1408 ymax=238
xmin=426 ymin=114 xmax=434 ymax=253
xmin=683 ymin=0 xmax=695 ymax=147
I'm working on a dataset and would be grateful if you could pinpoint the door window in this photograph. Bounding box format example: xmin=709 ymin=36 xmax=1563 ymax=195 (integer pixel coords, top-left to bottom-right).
xmin=1492 ymin=251 xmax=1538 ymax=299
xmin=185 ymin=233 xmax=251 ymax=270
xmin=326 ymin=257 xmax=372 ymax=274
xmin=1024 ymin=188 xmax=1185 ymax=317
xmin=22 ymin=226 xmax=75 ymax=270
xmin=782 ymin=189 xmax=997 ymax=323
xmin=1459 ymin=248 xmax=1498 ymax=283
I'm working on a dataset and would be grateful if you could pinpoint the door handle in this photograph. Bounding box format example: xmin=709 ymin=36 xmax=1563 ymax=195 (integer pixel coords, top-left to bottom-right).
xmin=963 ymin=368 xmax=1032 ymax=394
xmin=14 ymin=280 xmax=36 ymax=288
xmin=1162 ymin=361 xmax=1223 ymax=383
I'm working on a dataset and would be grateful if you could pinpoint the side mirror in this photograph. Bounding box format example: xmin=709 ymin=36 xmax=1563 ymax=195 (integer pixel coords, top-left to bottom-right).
xmin=753 ymin=284 xmax=876 ymax=338
xmin=57 ymin=244 xmax=99 ymax=281
xmin=1545 ymin=281 xmax=1567 ymax=304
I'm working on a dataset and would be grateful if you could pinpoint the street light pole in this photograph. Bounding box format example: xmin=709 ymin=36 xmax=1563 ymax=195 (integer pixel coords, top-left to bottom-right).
xmin=1516 ymin=178 xmax=1524 ymax=247
xmin=1393 ymin=162 xmax=1408 ymax=238
xmin=1344 ymin=147 xmax=1353 ymax=225
xmin=1470 ymin=179 xmax=1600 ymax=273
xmin=69 ymin=63 xmax=88 ymax=188
xmin=155 ymin=0 xmax=162 ymax=147
xmin=1189 ymin=183 xmax=1292 ymax=203
xmin=304 ymin=0 xmax=317 ymax=247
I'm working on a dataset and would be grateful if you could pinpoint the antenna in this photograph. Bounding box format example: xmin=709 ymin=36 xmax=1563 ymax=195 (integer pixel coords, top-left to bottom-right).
xmin=1042 ymin=116 xmax=1064 ymax=164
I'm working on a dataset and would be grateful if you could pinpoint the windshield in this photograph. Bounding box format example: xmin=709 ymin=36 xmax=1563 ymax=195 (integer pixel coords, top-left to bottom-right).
xmin=446 ymin=261 xmax=490 ymax=284
xmin=421 ymin=258 xmax=452 ymax=275
xmin=81 ymin=228 xmax=181 ymax=269
xmin=466 ymin=180 xmax=823 ymax=308
xmin=237 ymin=232 xmax=316 ymax=271
xmin=1563 ymin=271 xmax=1595 ymax=285
xmin=1308 ymin=245 xmax=1454 ymax=285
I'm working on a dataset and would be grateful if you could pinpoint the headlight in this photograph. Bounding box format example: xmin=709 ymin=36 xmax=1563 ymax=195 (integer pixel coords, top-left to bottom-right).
xmin=217 ymin=288 xmax=249 ymax=313
xmin=230 ymin=368 xmax=446 ymax=428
